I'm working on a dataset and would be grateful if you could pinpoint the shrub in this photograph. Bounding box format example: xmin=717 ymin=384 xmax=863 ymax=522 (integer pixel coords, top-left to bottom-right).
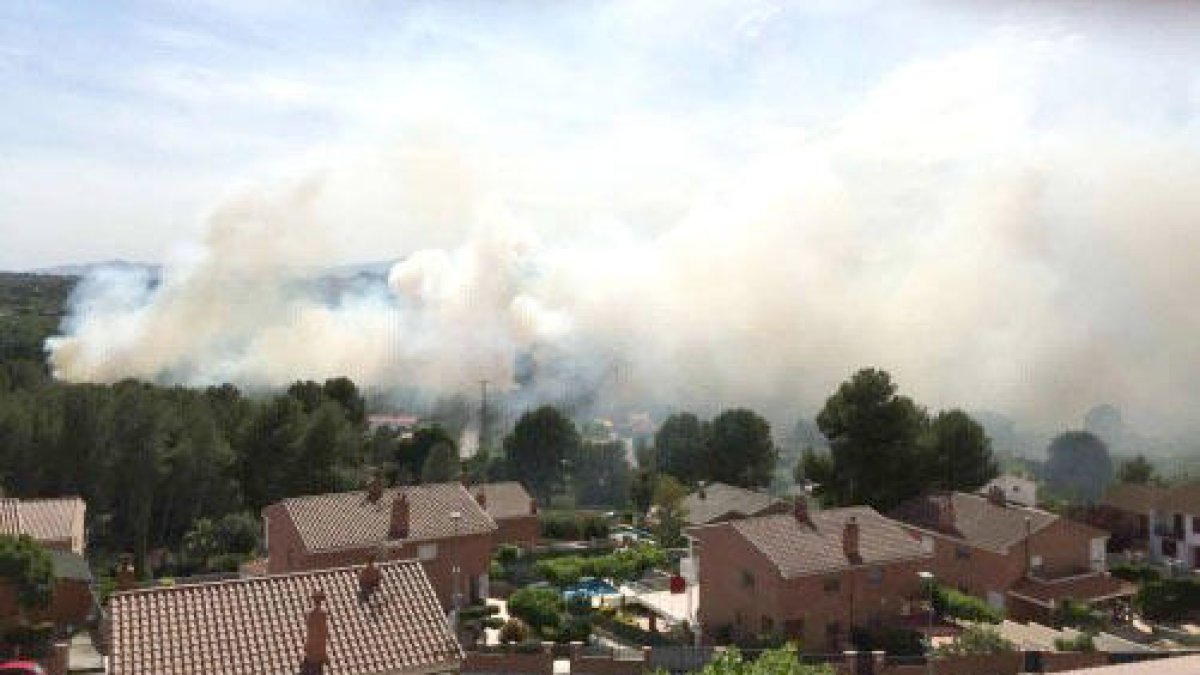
xmin=508 ymin=587 xmax=564 ymax=632
xmin=1109 ymin=563 xmax=1161 ymax=585
xmin=934 ymin=585 xmax=1003 ymax=623
xmin=483 ymin=616 xmax=506 ymax=630
xmin=1137 ymin=578 xmax=1200 ymax=621
xmin=934 ymin=626 xmax=1014 ymax=656
xmin=1054 ymin=633 xmax=1096 ymax=652
xmin=1051 ymin=599 xmax=1106 ymax=632
xmin=536 ymin=557 xmax=584 ymax=586
xmin=496 ymin=544 xmax=522 ymax=565
xmin=0 ymin=534 xmax=54 ymax=610
xmin=498 ymin=617 xmax=532 ymax=644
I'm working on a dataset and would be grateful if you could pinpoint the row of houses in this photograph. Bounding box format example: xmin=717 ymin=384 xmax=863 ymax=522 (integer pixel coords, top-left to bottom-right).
xmin=684 ymin=481 xmax=1136 ymax=647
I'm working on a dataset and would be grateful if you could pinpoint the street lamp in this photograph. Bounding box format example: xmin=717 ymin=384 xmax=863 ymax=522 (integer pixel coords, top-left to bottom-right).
xmin=918 ymin=571 xmax=935 ymax=675
xmin=450 ymin=510 xmax=463 ymax=628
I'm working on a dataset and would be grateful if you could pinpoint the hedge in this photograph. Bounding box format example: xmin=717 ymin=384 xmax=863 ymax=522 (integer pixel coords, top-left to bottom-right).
xmin=934 ymin=586 xmax=1003 ymax=623
xmin=1137 ymin=578 xmax=1200 ymax=621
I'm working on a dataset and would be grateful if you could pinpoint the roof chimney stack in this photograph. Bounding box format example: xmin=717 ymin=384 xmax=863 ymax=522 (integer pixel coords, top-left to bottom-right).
xmin=793 ymin=496 xmax=810 ymax=525
xmin=389 ymin=492 xmax=410 ymax=539
xmin=359 ymin=556 xmax=382 ymax=597
xmin=366 ymin=474 xmax=384 ymax=503
xmin=301 ymin=589 xmax=329 ymax=674
xmin=529 ymin=497 xmax=538 ymax=515
xmin=460 ymin=470 xmax=471 ymax=487
xmin=115 ymin=556 xmax=136 ymax=592
xmin=475 ymin=489 xmax=487 ymax=509
xmin=842 ymin=516 xmax=861 ymax=563
xmin=935 ymin=494 xmax=956 ymax=532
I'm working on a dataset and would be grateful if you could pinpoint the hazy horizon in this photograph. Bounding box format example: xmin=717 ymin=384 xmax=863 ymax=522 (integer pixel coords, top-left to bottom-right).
xmin=5 ymin=1 xmax=1200 ymax=444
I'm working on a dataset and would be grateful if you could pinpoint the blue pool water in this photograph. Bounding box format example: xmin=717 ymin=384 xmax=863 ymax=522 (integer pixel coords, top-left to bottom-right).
xmin=563 ymin=577 xmax=619 ymax=601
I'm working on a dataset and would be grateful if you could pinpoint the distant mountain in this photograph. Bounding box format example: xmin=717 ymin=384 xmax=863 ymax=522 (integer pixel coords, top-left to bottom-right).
xmin=28 ymin=260 xmax=162 ymax=278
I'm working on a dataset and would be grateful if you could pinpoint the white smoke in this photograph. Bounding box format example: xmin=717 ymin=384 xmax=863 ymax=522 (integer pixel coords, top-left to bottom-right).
xmin=44 ymin=4 xmax=1200 ymax=439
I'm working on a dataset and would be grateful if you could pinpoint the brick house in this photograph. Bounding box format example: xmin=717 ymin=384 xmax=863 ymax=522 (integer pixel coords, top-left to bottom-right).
xmin=0 ymin=496 xmax=92 ymax=631
xmin=107 ymin=559 xmax=463 ymax=675
xmin=687 ymin=500 xmax=932 ymax=649
xmin=679 ymin=482 xmax=791 ymax=527
xmin=468 ymin=481 xmax=539 ymax=550
xmin=263 ymin=481 xmax=497 ymax=610
xmin=1101 ymin=482 xmax=1200 ymax=570
xmin=889 ymin=489 xmax=1134 ymax=621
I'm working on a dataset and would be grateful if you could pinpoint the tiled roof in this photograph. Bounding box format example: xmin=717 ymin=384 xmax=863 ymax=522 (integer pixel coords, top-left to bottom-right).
xmin=889 ymin=492 xmax=1059 ymax=552
xmin=714 ymin=506 xmax=930 ymax=578
xmin=0 ymin=498 xmax=22 ymax=536
xmin=1052 ymin=654 xmax=1200 ymax=674
xmin=19 ymin=497 xmax=85 ymax=544
xmin=108 ymin=560 xmax=463 ymax=675
xmin=282 ymin=482 xmax=496 ymax=552
xmin=681 ymin=482 xmax=786 ymax=526
xmin=1100 ymin=483 xmax=1163 ymax=514
xmin=1009 ymin=573 xmax=1136 ymax=607
xmin=470 ymin=482 xmax=535 ymax=521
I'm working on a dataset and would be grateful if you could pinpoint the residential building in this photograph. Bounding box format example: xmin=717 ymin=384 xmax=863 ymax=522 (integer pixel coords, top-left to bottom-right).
xmin=1101 ymin=482 xmax=1200 ymax=570
xmin=0 ymin=496 xmax=92 ymax=631
xmin=688 ymin=500 xmax=932 ymax=649
xmin=263 ymin=481 xmax=497 ymax=610
xmin=679 ymin=482 xmax=790 ymax=527
xmin=107 ymin=559 xmax=463 ymax=675
xmin=889 ymin=488 xmax=1133 ymax=621
xmin=468 ymin=481 xmax=539 ymax=550
xmin=979 ymin=474 xmax=1038 ymax=507
xmin=0 ymin=496 xmax=87 ymax=555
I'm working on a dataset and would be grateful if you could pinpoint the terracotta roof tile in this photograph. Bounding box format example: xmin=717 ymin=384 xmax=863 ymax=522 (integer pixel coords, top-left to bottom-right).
xmin=282 ymin=482 xmax=496 ymax=552
xmin=1101 ymin=484 xmax=1163 ymax=514
xmin=0 ymin=499 xmax=22 ymax=536
xmin=889 ymin=492 xmax=1059 ymax=552
xmin=682 ymin=482 xmax=786 ymax=526
xmin=470 ymin=482 xmax=535 ymax=521
xmin=19 ymin=497 xmax=85 ymax=544
xmin=707 ymin=506 xmax=930 ymax=578
xmin=109 ymin=560 xmax=462 ymax=675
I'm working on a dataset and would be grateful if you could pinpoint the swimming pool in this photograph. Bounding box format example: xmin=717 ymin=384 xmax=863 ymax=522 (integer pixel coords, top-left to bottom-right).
xmin=563 ymin=577 xmax=619 ymax=602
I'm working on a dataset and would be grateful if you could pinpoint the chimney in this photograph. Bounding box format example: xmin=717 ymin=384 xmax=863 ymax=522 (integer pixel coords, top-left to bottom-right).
xmin=475 ymin=490 xmax=487 ymax=509
xmin=301 ymin=589 xmax=329 ymax=674
xmin=529 ymin=497 xmax=538 ymax=515
xmin=365 ymin=475 xmax=384 ymax=503
xmin=460 ymin=470 xmax=471 ymax=487
xmin=987 ymin=484 xmax=1007 ymax=508
xmin=389 ymin=492 xmax=410 ymax=539
xmin=842 ymin=516 xmax=861 ymax=562
xmin=115 ymin=558 xmax=136 ymax=592
xmin=359 ymin=557 xmax=381 ymax=596
xmin=793 ymin=496 xmax=809 ymax=525
xmin=698 ymin=483 xmax=707 ymax=500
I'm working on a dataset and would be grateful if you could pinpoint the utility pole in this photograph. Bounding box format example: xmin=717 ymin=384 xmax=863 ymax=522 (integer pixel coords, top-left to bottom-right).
xmin=479 ymin=379 xmax=489 ymax=458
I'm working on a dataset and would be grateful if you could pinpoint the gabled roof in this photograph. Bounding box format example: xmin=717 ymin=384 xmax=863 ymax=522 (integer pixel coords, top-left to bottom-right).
xmin=0 ymin=499 xmax=21 ymax=536
xmin=0 ymin=496 xmax=85 ymax=547
xmin=1008 ymin=573 xmax=1136 ymax=608
xmin=681 ymin=482 xmax=786 ymax=526
xmin=19 ymin=497 xmax=85 ymax=544
xmin=108 ymin=560 xmax=462 ymax=675
xmin=1101 ymin=481 xmax=1200 ymax=515
xmin=889 ymin=492 xmax=1060 ymax=553
xmin=469 ymin=482 xmax=535 ymax=521
xmin=280 ymin=482 xmax=496 ymax=553
xmin=701 ymin=506 xmax=930 ymax=579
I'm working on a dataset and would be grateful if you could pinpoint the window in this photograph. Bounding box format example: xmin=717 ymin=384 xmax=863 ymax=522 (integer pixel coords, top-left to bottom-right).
xmin=740 ymin=570 xmax=756 ymax=590
xmin=1162 ymin=538 xmax=1178 ymax=558
xmin=955 ymin=545 xmax=971 ymax=560
xmin=921 ymin=535 xmax=934 ymax=553
xmin=418 ymin=543 xmax=438 ymax=561
xmin=1030 ymin=554 xmax=1043 ymax=570
xmin=1193 ymin=516 xmax=1200 ymax=535
xmin=868 ymin=566 xmax=883 ymax=585
xmin=823 ymin=577 xmax=840 ymax=593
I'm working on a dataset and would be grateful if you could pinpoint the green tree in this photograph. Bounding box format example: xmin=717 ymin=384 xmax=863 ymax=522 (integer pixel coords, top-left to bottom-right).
xmin=654 ymin=413 xmax=708 ymax=484
xmin=236 ymin=395 xmax=306 ymax=511
xmin=817 ymin=368 xmax=926 ymax=510
xmin=1117 ymin=455 xmax=1156 ymax=485
xmin=660 ymin=645 xmax=834 ymax=675
xmin=421 ymin=441 xmax=461 ymax=483
xmin=507 ymin=586 xmax=565 ymax=633
xmin=708 ymin=409 xmax=776 ymax=488
xmin=652 ymin=474 xmax=689 ymax=547
xmin=795 ymin=448 xmax=833 ymax=490
xmin=396 ymin=425 xmax=457 ymax=483
xmin=294 ymin=401 xmax=360 ymax=494
xmin=1045 ymin=431 xmax=1113 ymax=502
xmin=0 ymin=534 xmax=54 ymax=612
xmin=919 ymin=410 xmax=997 ymax=493
xmin=504 ymin=406 xmax=580 ymax=504
xmin=570 ymin=440 xmax=632 ymax=507
xmin=630 ymin=468 xmax=657 ymax=514
xmin=322 ymin=377 xmax=366 ymax=425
